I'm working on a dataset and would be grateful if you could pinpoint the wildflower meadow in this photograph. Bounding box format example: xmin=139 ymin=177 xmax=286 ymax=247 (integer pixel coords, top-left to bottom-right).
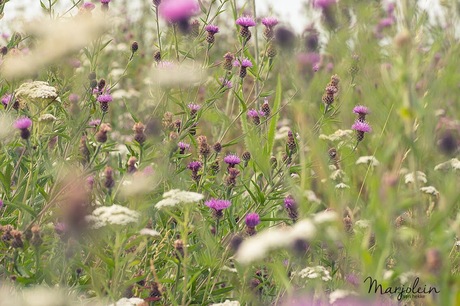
xmin=0 ymin=0 xmax=459 ymax=305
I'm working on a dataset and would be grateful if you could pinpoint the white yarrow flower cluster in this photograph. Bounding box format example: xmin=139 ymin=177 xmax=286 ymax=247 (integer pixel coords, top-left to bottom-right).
xmin=155 ymin=189 xmax=204 ymax=209
xmin=109 ymin=297 xmax=145 ymax=306
xmin=404 ymin=171 xmax=427 ymax=184
xmin=420 ymin=186 xmax=439 ymax=196
xmin=210 ymin=300 xmax=240 ymax=306
xmin=15 ymin=81 xmax=58 ymax=103
xmin=434 ymin=158 xmax=460 ymax=171
xmin=292 ymin=265 xmax=332 ymax=281
xmin=329 ymin=289 xmax=357 ymax=304
xmin=319 ymin=129 xmax=353 ymax=142
xmin=356 ymin=155 xmax=380 ymax=167
xmin=235 ymin=219 xmax=316 ymax=264
xmin=139 ymin=228 xmax=160 ymax=237
xmin=335 ymin=183 xmax=350 ymax=189
xmin=86 ymin=205 xmax=140 ymax=229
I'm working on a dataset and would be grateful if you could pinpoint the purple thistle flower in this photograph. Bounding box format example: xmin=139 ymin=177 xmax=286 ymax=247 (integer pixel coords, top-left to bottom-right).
xmin=89 ymin=119 xmax=101 ymax=127
xmin=353 ymin=105 xmax=370 ymax=115
xmin=241 ymin=58 xmax=253 ymax=68
xmin=247 ymin=109 xmax=259 ymax=118
xmin=219 ymin=78 xmax=233 ymax=89
xmin=101 ymin=0 xmax=111 ymax=3
xmin=378 ymin=17 xmax=394 ymax=29
xmin=82 ymin=2 xmax=95 ymax=10
xmin=54 ymin=222 xmax=67 ymax=235
xmin=236 ymin=16 xmax=256 ymax=27
xmin=205 ymin=24 xmax=219 ymax=34
xmin=205 ymin=198 xmax=231 ymax=211
xmin=352 ymin=120 xmax=372 ymax=133
xmin=69 ymin=93 xmax=80 ymax=103
xmin=313 ymin=0 xmax=336 ymax=9
xmin=158 ymin=0 xmax=199 ymax=23
xmin=187 ymin=103 xmax=201 ymax=112
xmin=178 ymin=141 xmax=190 ymax=154
xmin=1 ymin=94 xmax=12 ymax=107
xmin=261 ymin=17 xmax=278 ymax=28
xmin=284 ymin=196 xmax=296 ymax=209
xmin=14 ymin=117 xmax=32 ymax=130
xmin=224 ymin=154 xmax=241 ymax=167
xmin=245 ymin=212 xmax=260 ymax=227
xmin=187 ymin=161 xmax=202 ymax=172
xmin=97 ymin=93 xmax=113 ymax=103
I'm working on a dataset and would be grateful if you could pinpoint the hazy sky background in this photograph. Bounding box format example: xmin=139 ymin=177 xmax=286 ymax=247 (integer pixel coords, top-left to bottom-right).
xmin=0 ymin=0 xmax=445 ymax=35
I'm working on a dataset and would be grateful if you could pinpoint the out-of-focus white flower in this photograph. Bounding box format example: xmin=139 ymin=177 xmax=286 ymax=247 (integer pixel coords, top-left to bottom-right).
xmin=275 ymin=126 xmax=291 ymax=140
xmin=210 ymin=300 xmax=240 ymax=306
xmin=329 ymin=289 xmax=357 ymax=304
xmin=39 ymin=113 xmax=57 ymax=123
xmin=235 ymin=219 xmax=316 ymax=264
xmin=151 ymin=62 xmax=205 ymax=86
xmin=2 ymin=19 xmax=107 ymax=79
xmin=399 ymin=271 xmax=418 ymax=284
xmin=434 ymin=158 xmax=460 ymax=171
xmin=0 ymin=113 xmax=14 ymax=141
xmin=292 ymin=266 xmax=332 ymax=281
xmin=404 ymin=171 xmax=427 ymax=184
xmin=109 ymin=297 xmax=145 ymax=306
xmin=383 ymin=270 xmax=394 ymax=280
xmin=221 ymin=266 xmax=238 ymax=273
xmin=330 ymin=169 xmax=345 ymax=181
xmin=85 ymin=205 xmax=140 ymax=229
xmin=139 ymin=228 xmax=160 ymax=237
xmin=335 ymin=183 xmax=350 ymax=189
xmin=304 ymin=190 xmax=321 ymax=204
xmin=155 ymin=189 xmax=204 ymax=209
xmin=355 ymin=220 xmax=371 ymax=228
xmin=420 ymin=186 xmax=439 ymax=196
xmin=0 ymin=285 xmax=84 ymax=306
xmin=313 ymin=211 xmax=338 ymax=224
xmin=319 ymin=129 xmax=353 ymax=142
xmin=356 ymin=156 xmax=380 ymax=167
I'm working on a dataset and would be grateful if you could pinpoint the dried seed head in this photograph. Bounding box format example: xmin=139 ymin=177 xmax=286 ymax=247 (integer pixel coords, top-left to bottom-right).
xmin=131 ymin=41 xmax=139 ymax=53
xmin=79 ymin=135 xmax=90 ymax=164
xmin=223 ymin=52 xmax=234 ymax=70
xmin=127 ymin=156 xmax=138 ymax=174
xmin=154 ymin=50 xmax=161 ymax=62
xmin=213 ymin=142 xmax=222 ymax=153
xmin=242 ymin=151 xmax=251 ymax=162
xmin=95 ymin=123 xmax=111 ymax=143
xmin=174 ymin=239 xmax=184 ymax=258
xmin=162 ymin=112 xmax=174 ymax=130
xmin=104 ymin=166 xmax=115 ymax=190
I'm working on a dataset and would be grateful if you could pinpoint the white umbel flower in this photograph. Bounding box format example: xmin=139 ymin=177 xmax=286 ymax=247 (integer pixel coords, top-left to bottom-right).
xmin=420 ymin=186 xmax=439 ymax=196
xmin=139 ymin=228 xmax=160 ymax=237
xmin=330 ymin=169 xmax=345 ymax=181
xmin=86 ymin=205 xmax=140 ymax=229
xmin=404 ymin=171 xmax=427 ymax=184
xmin=335 ymin=183 xmax=350 ymax=189
xmin=329 ymin=289 xmax=357 ymax=304
xmin=319 ymin=129 xmax=353 ymax=142
xmin=15 ymin=81 xmax=58 ymax=106
xmin=109 ymin=297 xmax=145 ymax=306
xmin=356 ymin=155 xmax=380 ymax=167
xmin=434 ymin=158 xmax=460 ymax=171
xmin=155 ymin=189 xmax=204 ymax=209
xmin=292 ymin=265 xmax=332 ymax=281
xmin=210 ymin=300 xmax=240 ymax=306
xmin=235 ymin=219 xmax=316 ymax=265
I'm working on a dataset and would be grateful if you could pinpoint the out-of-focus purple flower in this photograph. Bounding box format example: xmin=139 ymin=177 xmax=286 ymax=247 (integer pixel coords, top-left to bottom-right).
xmin=14 ymin=117 xmax=32 ymax=129
xmin=143 ymin=165 xmax=154 ymax=176
xmin=353 ymin=105 xmax=370 ymax=116
xmin=205 ymin=198 xmax=231 ymax=211
xmin=187 ymin=103 xmax=201 ymax=112
xmin=261 ymin=17 xmax=278 ymax=28
xmin=297 ymin=52 xmax=321 ymax=67
xmin=387 ymin=2 xmax=395 ymax=15
xmin=187 ymin=161 xmax=202 ymax=172
xmin=313 ymin=0 xmax=337 ymax=9
xmin=82 ymin=2 xmax=96 ymax=10
xmin=205 ymin=24 xmax=219 ymax=34
xmin=241 ymin=58 xmax=253 ymax=68
xmin=159 ymin=0 xmax=199 ymax=23
xmin=345 ymin=273 xmax=360 ymax=287
xmin=69 ymin=94 xmax=80 ymax=103
xmin=313 ymin=63 xmax=320 ymax=72
xmin=245 ymin=213 xmax=260 ymax=227
xmin=86 ymin=176 xmax=95 ymax=190
xmin=352 ymin=120 xmax=372 ymax=133
xmin=89 ymin=119 xmax=101 ymax=127
xmin=1 ymin=94 xmax=12 ymax=107
xmin=378 ymin=17 xmax=394 ymax=29
xmin=54 ymin=222 xmax=67 ymax=235
xmin=236 ymin=16 xmax=256 ymax=27
xmin=219 ymin=78 xmax=232 ymax=89
xmin=178 ymin=141 xmax=190 ymax=152
xmin=326 ymin=62 xmax=334 ymax=72
xmin=247 ymin=109 xmax=259 ymax=118
xmin=284 ymin=196 xmax=296 ymax=209
xmin=101 ymin=0 xmax=111 ymax=3
xmin=224 ymin=154 xmax=241 ymax=167
xmin=157 ymin=61 xmax=175 ymax=69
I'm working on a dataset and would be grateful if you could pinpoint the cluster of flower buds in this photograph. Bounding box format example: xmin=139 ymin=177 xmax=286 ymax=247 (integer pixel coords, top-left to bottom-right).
xmin=322 ymin=74 xmax=340 ymax=110
xmin=352 ymin=105 xmax=371 ymax=143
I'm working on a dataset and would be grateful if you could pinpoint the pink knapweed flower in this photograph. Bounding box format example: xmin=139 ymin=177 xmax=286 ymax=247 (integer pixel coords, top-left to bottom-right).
xmin=205 ymin=198 xmax=231 ymax=211
xmin=159 ymin=0 xmax=199 ymax=23
xmin=261 ymin=17 xmax=278 ymax=28
xmin=352 ymin=120 xmax=372 ymax=133
xmin=14 ymin=117 xmax=32 ymax=130
xmin=205 ymin=24 xmax=219 ymax=34
xmin=236 ymin=16 xmax=256 ymax=27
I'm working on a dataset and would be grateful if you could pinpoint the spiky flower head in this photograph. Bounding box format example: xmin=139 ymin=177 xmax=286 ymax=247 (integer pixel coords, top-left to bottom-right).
xmin=241 ymin=58 xmax=253 ymax=68
xmin=353 ymin=105 xmax=370 ymax=115
xmin=205 ymin=198 xmax=231 ymax=211
xmin=351 ymin=120 xmax=372 ymax=133
xmin=178 ymin=142 xmax=190 ymax=151
xmin=245 ymin=213 xmax=260 ymax=227
xmin=187 ymin=161 xmax=202 ymax=172
xmin=262 ymin=17 xmax=279 ymax=28
xmin=284 ymin=196 xmax=296 ymax=209
xmin=97 ymin=92 xmax=113 ymax=103
xmin=14 ymin=117 xmax=32 ymax=129
xmin=205 ymin=24 xmax=219 ymax=34
xmin=1 ymin=94 xmax=12 ymax=107
xmin=82 ymin=2 xmax=96 ymax=10
xmin=224 ymin=154 xmax=241 ymax=167
xmin=187 ymin=103 xmax=201 ymax=116
xmin=236 ymin=16 xmax=256 ymax=27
